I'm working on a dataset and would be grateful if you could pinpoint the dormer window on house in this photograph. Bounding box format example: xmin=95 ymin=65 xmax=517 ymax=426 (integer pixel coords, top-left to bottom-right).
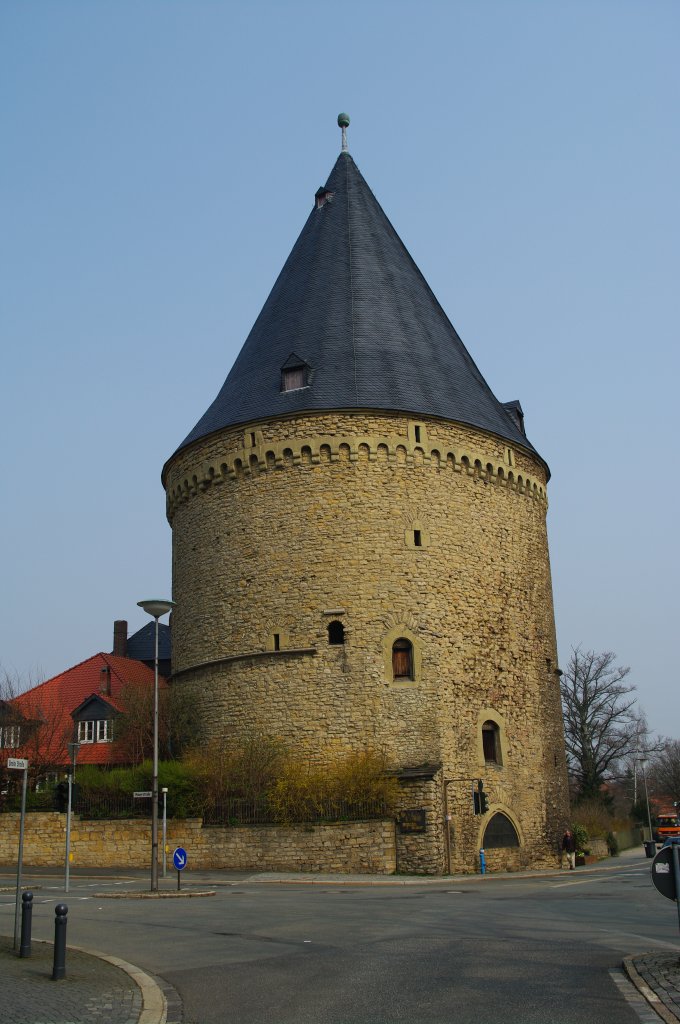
xmin=78 ymin=719 xmax=112 ymax=744
xmin=281 ymin=354 xmax=310 ymax=393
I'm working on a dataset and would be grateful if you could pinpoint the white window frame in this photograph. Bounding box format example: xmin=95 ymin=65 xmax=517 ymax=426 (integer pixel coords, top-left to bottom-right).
xmin=0 ymin=725 xmax=21 ymax=748
xmin=78 ymin=720 xmax=95 ymax=743
xmin=96 ymin=719 xmax=111 ymax=743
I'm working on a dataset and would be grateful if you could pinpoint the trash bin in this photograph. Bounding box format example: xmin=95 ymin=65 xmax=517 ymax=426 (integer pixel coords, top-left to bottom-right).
xmin=644 ymin=840 xmax=656 ymax=858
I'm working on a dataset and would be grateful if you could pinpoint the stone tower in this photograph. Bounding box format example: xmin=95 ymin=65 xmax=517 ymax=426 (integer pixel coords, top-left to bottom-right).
xmin=163 ymin=119 xmax=569 ymax=874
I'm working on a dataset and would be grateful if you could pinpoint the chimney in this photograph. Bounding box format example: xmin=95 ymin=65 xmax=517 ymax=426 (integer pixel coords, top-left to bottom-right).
xmin=113 ymin=620 xmax=127 ymax=657
xmin=99 ymin=666 xmax=111 ymax=696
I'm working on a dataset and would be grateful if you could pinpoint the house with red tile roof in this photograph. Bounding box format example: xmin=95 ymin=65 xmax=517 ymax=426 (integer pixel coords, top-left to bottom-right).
xmin=0 ymin=648 xmax=167 ymax=773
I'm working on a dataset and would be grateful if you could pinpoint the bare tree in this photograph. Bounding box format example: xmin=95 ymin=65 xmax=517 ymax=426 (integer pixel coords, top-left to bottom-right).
xmin=650 ymin=739 xmax=680 ymax=805
xmin=560 ymin=647 xmax=638 ymax=802
xmin=114 ymin=681 xmax=201 ymax=763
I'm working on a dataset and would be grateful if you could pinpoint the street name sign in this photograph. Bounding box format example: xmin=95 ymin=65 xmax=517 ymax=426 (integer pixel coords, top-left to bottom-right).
xmin=133 ymin=791 xmax=153 ymax=798
xmin=7 ymin=758 xmax=28 ymax=770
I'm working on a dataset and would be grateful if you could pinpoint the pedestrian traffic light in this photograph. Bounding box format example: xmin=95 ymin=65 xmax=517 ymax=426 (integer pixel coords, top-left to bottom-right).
xmin=477 ymin=779 xmax=489 ymax=815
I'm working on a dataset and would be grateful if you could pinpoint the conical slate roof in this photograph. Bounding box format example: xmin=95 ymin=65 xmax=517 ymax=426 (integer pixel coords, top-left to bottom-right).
xmin=172 ymin=148 xmax=539 ymax=460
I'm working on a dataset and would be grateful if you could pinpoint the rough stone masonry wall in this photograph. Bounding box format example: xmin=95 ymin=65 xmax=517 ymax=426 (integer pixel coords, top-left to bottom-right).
xmin=164 ymin=410 xmax=570 ymax=874
xmin=0 ymin=814 xmax=396 ymax=873
xmin=394 ymin=775 xmax=446 ymax=875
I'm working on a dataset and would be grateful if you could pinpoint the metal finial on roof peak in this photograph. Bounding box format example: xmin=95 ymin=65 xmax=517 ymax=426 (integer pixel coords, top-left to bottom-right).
xmin=338 ymin=112 xmax=350 ymax=152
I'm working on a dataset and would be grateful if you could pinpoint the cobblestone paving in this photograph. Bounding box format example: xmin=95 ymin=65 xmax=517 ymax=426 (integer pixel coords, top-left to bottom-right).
xmin=632 ymin=952 xmax=680 ymax=1022
xmin=1 ymin=939 xmax=142 ymax=1024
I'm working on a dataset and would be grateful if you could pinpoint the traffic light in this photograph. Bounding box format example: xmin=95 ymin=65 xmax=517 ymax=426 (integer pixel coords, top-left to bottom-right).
xmin=477 ymin=779 xmax=489 ymax=815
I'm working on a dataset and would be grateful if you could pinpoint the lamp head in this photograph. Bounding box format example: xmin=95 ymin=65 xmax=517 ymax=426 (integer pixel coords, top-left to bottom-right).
xmin=137 ymin=599 xmax=175 ymax=619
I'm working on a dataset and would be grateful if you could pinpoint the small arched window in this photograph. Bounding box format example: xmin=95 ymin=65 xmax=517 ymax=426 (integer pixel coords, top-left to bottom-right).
xmin=482 ymin=720 xmax=501 ymax=764
xmin=483 ymin=812 xmax=519 ymax=849
xmin=392 ymin=638 xmax=413 ymax=680
xmin=328 ymin=621 xmax=345 ymax=645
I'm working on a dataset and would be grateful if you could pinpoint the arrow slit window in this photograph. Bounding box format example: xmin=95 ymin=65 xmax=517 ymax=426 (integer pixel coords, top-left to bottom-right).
xmin=482 ymin=720 xmax=502 ymax=764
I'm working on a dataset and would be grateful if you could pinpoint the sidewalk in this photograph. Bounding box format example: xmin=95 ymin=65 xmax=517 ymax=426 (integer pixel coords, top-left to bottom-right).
xmin=625 ymin=951 xmax=680 ymax=1024
xmin=0 ymin=936 xmax=168 ymax=1024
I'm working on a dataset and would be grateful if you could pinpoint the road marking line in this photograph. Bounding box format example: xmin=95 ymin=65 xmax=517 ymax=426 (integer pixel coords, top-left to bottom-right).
xmin=550 ymin=879 xmax=595 ymax=888
xmin=598 ymin=929 xmax=680 ymax=950
xmin=610 ymin=970 xmax=661 ymax=1023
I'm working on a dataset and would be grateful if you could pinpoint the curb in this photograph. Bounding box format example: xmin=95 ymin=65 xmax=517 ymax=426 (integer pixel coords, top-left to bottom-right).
xmin=623 ymin=955 xmax=678 ymax=1024
xmin=241 ymin=858 xmax=640 ymax=887
xmin=71 ymin=944 xmax=170 ymax=1024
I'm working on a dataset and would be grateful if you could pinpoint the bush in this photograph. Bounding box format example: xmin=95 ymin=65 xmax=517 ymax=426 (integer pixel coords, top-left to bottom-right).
xmin=73 ymin=761 xmax=203 ymax=818
xmin=186 ymin=735 xmax=399 ymax=824
xmin=184 ymin=732 xmax=287 ymax=809
xmin=572 ymin=798 xmax=628 ymax=840
xmin=268 ymin=749 xmax=399 ymax=824
xmin=40 ymin=736 xmax=399 ymax=825
xmin=572 ymin=823 xmax=589 ymax=855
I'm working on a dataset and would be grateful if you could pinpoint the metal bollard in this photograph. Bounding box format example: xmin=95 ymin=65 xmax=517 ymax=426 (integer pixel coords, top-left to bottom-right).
xmin=20 ymin=891 xmax=33 ymax=957
xmin=479 ymin=848 xmax=486 ymax=875
xmin=52 ymin=904 xmax=68 ymax=980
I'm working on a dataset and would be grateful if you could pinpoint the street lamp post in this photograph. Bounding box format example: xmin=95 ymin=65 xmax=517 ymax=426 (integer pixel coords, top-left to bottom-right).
xmin=636 ymin=750 xmax=654 ymax=843
xmin=137 ymin=599 xmax=174 ymax=892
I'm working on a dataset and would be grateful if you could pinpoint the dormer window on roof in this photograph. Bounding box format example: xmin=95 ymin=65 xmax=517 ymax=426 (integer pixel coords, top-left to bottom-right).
xmin=281 ymin=354 xmax=310 ymax=393
xmin=315 ymin=187 xmax=333 ymax=210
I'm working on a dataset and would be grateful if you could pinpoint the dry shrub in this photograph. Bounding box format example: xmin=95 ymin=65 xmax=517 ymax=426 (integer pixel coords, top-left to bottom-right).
xmin=269 ymin=749 xmax=400 ymax=823
xmin=572 ymin=798 xmax=628 ymax=838
xmin=184 ymin=732 xmax=286 ymax=809
xmin=186 ymin=737 xmax=399 ymax=823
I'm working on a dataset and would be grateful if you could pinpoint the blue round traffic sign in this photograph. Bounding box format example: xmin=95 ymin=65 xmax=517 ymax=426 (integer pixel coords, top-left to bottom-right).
xmin=172 ymin=847 xmax=187 ymax=871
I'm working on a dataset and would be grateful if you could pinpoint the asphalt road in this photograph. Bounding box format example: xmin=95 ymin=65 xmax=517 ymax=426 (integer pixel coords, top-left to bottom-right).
xmin=1 ymin=852 xmax=677 ymax=1024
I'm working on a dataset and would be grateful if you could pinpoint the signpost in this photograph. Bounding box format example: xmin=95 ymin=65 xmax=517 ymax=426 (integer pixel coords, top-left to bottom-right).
xmin=173 ymin=847 xmax=187 ymax=891
xmin=161 ymin=787 xmax=168 ymax=878
xmin=64 ymin=741 xmax=80 ymax=894
xmin=651 ymin=843 xmax=680 ymax=937
xmin=7 ymin=758 xmax=28 ymax=950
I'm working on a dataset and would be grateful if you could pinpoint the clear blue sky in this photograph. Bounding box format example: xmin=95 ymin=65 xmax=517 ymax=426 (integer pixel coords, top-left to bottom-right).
xmin=2 ymin=1 xmax=678 ymax=737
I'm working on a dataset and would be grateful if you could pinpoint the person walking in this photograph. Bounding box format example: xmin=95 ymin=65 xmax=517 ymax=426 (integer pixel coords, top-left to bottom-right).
xmin=562 ymin=829 xmax=576 ymax=869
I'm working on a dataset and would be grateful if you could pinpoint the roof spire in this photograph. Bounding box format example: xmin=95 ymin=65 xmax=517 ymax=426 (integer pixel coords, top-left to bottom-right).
xmin=338 ymin=112 xmax=350 ymax=153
